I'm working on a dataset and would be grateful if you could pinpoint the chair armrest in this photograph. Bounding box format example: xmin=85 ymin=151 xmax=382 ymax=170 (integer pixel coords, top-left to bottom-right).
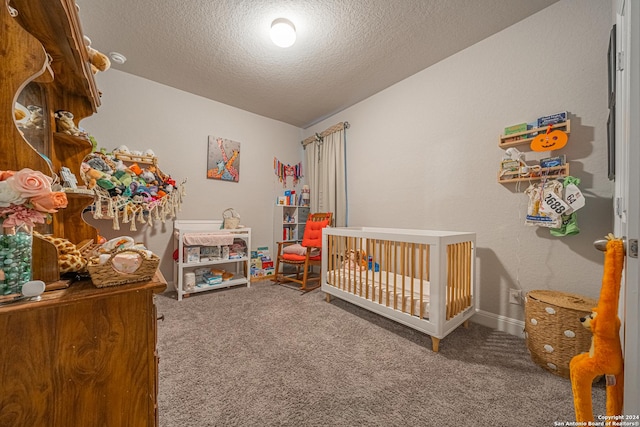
xmin=275 ymin=240 xmax=298 ymax=256
xmin=276 ymin=241 xmax=298 ymax=248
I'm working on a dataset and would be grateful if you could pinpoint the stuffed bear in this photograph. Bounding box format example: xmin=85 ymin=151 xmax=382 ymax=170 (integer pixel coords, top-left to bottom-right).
xmin=87 ymin=46 xmax=110 ymax=74
xmin=83 ymin=36 xmax=110 ymax=74
xmin=55 ymin=110 xmax=87 ymax=137
xmin=570 ymin=234 xmax=624 ymax=423
xmin=23 ymin=105 xmax=43 ymax=129
xmin=342 ymin=249 xmax=366 ymax=270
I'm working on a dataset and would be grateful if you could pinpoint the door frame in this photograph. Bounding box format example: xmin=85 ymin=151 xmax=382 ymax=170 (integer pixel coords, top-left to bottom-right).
xmin=614 ymin=0 xmax=639 ymax=413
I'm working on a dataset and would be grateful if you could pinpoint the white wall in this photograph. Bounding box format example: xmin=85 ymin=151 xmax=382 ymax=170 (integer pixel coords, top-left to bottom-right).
xmin=80 ymin=70 xmax=303 ymax=285
xmin=305 ymin=0 xmax=613 ymax=332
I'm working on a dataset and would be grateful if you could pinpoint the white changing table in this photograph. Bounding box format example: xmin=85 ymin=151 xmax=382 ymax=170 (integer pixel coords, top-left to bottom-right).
xmin=173 ymin=220 xmax=251 ymax=301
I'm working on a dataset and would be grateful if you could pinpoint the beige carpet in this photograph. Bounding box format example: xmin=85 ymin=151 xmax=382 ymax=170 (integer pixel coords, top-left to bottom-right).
xmin=155 ymin=281 xmax=606 ymax=426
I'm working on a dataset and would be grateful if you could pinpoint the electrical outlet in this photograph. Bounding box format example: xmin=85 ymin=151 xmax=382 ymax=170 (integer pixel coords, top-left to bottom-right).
xmin=509 ymin=289 xmax=521 ymax=305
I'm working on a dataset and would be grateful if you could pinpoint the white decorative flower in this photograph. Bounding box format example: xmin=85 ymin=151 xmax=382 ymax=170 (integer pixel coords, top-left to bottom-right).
xmin=0 ymin=180 xmax=25 ymax=207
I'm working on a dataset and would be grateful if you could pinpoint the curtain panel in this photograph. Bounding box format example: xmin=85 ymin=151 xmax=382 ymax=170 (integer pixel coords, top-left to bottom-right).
xmin=303 ymin=125 xmax=347 ymax=227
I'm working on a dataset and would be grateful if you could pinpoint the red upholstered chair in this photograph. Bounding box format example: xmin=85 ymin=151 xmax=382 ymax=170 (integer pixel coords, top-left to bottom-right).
xmin=273 ymin=212 xmax=333 ymax=292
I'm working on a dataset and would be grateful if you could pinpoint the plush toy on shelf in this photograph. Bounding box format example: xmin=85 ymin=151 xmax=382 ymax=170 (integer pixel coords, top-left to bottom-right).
xmin=83 ymin=36 xmax=111 ymax=74
xmin=570 ymin=234 xmax=624 ymax=423
xmin=22 ymin=105 xmax=44 ymax=130
xmin=54 ymin=110 xmax=87 ymax=137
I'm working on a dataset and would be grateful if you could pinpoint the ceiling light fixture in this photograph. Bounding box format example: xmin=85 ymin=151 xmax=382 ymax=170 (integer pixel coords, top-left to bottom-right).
xmin=270 ymin=18 xmax=296 ymax=48
xmin=109 ymin=52 xmax=127 ymax=65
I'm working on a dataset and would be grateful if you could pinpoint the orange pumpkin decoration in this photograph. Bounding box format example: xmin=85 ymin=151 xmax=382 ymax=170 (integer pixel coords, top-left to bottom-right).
xmin=531 ymin=129 xmax=568 ymax=151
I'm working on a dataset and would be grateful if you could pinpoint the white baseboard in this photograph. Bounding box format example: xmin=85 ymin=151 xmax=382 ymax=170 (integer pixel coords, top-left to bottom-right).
xmin=471 ymin=309 xmax=525 ymax=338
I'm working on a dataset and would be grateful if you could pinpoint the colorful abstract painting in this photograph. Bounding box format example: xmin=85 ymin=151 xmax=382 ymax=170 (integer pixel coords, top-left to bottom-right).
xmin=207 ymin=136 xmax=240 ymax=182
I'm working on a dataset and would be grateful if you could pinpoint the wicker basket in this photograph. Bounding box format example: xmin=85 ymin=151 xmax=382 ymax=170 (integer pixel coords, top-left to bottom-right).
xmin=87 ymin=248 xmax=160 ymax=288
xmin=524 ymin=290 xmax=597 ymax=378
xmin=222 ymin=208 xmax=241 ymax=229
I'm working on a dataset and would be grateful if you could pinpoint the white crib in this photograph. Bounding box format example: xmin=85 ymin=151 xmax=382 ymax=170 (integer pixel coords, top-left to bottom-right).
xmin=321 ymin=227 xmax=477 ymax=352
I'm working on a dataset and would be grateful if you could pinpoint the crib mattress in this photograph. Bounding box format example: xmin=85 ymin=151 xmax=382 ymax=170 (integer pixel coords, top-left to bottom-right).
xmin=327 ymin=269 xmax=430 ymax=318
xmin=174 ymin=231 xmax=235 ymax=246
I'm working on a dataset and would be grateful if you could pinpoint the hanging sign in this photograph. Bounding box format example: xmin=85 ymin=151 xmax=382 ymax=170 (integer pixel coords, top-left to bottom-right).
xmin=564 ymin=183 xmax=585 ymax=213
xmin=273 ymin=157 xmax=302 ymax=187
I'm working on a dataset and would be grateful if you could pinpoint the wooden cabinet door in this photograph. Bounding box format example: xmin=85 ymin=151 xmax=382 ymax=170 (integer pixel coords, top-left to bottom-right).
xmin=0 ymin=289 xmax=157 ymax=426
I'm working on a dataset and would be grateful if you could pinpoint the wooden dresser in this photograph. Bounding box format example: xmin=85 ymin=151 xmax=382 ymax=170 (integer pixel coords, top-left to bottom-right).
xmin=0 ymin=274 xmax=166 ymax=426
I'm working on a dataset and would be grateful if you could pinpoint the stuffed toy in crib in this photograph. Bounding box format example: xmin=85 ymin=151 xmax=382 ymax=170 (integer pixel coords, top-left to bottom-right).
xmin=342 ymin=249 xmax=366 ymax=270
xmin=570 ymin=234 xmax=624 ymax=422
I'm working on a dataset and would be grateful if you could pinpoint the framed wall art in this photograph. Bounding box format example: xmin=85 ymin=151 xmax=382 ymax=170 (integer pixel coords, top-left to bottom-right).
xmin=207 ymin=136 xmax=240 ymax=182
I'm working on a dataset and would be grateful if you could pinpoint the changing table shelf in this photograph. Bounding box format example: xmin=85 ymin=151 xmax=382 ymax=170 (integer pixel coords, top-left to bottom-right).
xmin=173 ymin=220 xmax=251 ymax=301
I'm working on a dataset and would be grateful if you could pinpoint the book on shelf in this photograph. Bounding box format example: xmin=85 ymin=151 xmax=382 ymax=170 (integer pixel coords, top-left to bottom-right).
xmin=537 ymin=111 xmax=567 ymax=127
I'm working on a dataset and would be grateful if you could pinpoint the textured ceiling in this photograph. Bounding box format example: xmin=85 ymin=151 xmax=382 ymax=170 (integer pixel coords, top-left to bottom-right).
xmin=75 ymin=0 xmax=560 ymax=128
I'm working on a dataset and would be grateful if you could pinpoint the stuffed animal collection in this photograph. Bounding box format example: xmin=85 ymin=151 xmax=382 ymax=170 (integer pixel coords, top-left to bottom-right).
xmin=80 ymin=151 xmax=176 ymax=202
xmin=570 ymin=234 xmax=624 ymax=422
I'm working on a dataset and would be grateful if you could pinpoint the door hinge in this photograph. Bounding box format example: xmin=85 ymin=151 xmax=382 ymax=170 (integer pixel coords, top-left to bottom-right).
xmin=617 ymin=51 xmax=625 ymax=71
xmin=629 ymin=239 xmax=638 ymax=258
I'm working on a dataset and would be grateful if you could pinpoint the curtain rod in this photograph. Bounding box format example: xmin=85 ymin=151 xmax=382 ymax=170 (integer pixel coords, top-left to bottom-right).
xmin=301 ymin=121 xmax=350 ymax=147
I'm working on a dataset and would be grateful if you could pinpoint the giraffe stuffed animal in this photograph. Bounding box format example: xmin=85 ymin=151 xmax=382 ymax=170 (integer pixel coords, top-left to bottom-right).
xmin=570 ymin=234 xmax=624 ymax=422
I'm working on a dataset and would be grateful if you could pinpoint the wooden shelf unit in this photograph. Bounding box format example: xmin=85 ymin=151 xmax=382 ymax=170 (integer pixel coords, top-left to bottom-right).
xmin=173 ymin=220 xmax=251 ymax=301
xmin=498 ymin=120 xmax=571 ymax=149
xmin=497 ymin=164 xmax=571 ymax=184
xmin=497 ymin=119 xmax=571 ymax=183
xmin=274 ymin=205 xmax=310 ymax=248
xmin=1 ymin=0 xmax=102 ymax=285
xmin=0 ymin=4 xmax=165 ymax=425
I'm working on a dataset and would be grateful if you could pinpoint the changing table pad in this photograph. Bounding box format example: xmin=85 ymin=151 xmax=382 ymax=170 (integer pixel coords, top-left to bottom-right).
xmin=175 ymin=231 xmax=235 ymax=246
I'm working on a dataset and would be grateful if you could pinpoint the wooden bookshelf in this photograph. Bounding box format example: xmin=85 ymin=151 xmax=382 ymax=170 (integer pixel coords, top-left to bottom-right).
xmin=498 ymin=120 xmax=571 ymax=149
xmin=497 ymin=164 xmax=570 ymax=184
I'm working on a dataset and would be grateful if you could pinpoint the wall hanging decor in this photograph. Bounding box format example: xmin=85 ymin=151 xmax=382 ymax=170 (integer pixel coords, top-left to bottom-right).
xmin=81 ymin=147 xmax=186 ymax=231
xmin=207 ymin=136 xmax=240 ymax=182
xmin=273 ymin=157 xmax=302 ymax=187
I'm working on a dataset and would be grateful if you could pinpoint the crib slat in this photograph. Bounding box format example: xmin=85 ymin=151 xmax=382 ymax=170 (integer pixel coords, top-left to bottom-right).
xmin=393 ymin=241 xmax=398 ymax=310
xmin=446 ymin=244 xmax=452 ymax=319
xmin=372 ymin=239 xmax=376 ymax=304
xmin=456 ymin=244 xmax=461 ymax=316
xmin=409 ymin=243 xmax=415 ymax=317
xmin=445 ymin=241 xmax=474 ymax=320
xmin=419 ymin=243 xmax=424 ymax=319
xmin=401 ymin=242 xmax=406 ymax=313
xmin=464 ymin=241 xmax=472 ymax=307
xmin=386 ymin=240 xmax=391 ymax=307
xmin=336 ymin=238 xmax=345 ymax=291
xmin=454 ymin=243 xmax=459 ymax=318
xmin=358 ymin=237 xmax=364 ymax=298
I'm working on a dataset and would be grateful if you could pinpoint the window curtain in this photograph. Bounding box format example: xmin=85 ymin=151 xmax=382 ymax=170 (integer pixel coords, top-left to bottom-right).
xmin=304 ymin=125 xmax=347 ymax=227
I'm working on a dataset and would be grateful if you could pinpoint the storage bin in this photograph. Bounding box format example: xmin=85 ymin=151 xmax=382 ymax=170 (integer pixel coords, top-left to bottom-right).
xmin=524 ymin=290 xmax=597 ymax=378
